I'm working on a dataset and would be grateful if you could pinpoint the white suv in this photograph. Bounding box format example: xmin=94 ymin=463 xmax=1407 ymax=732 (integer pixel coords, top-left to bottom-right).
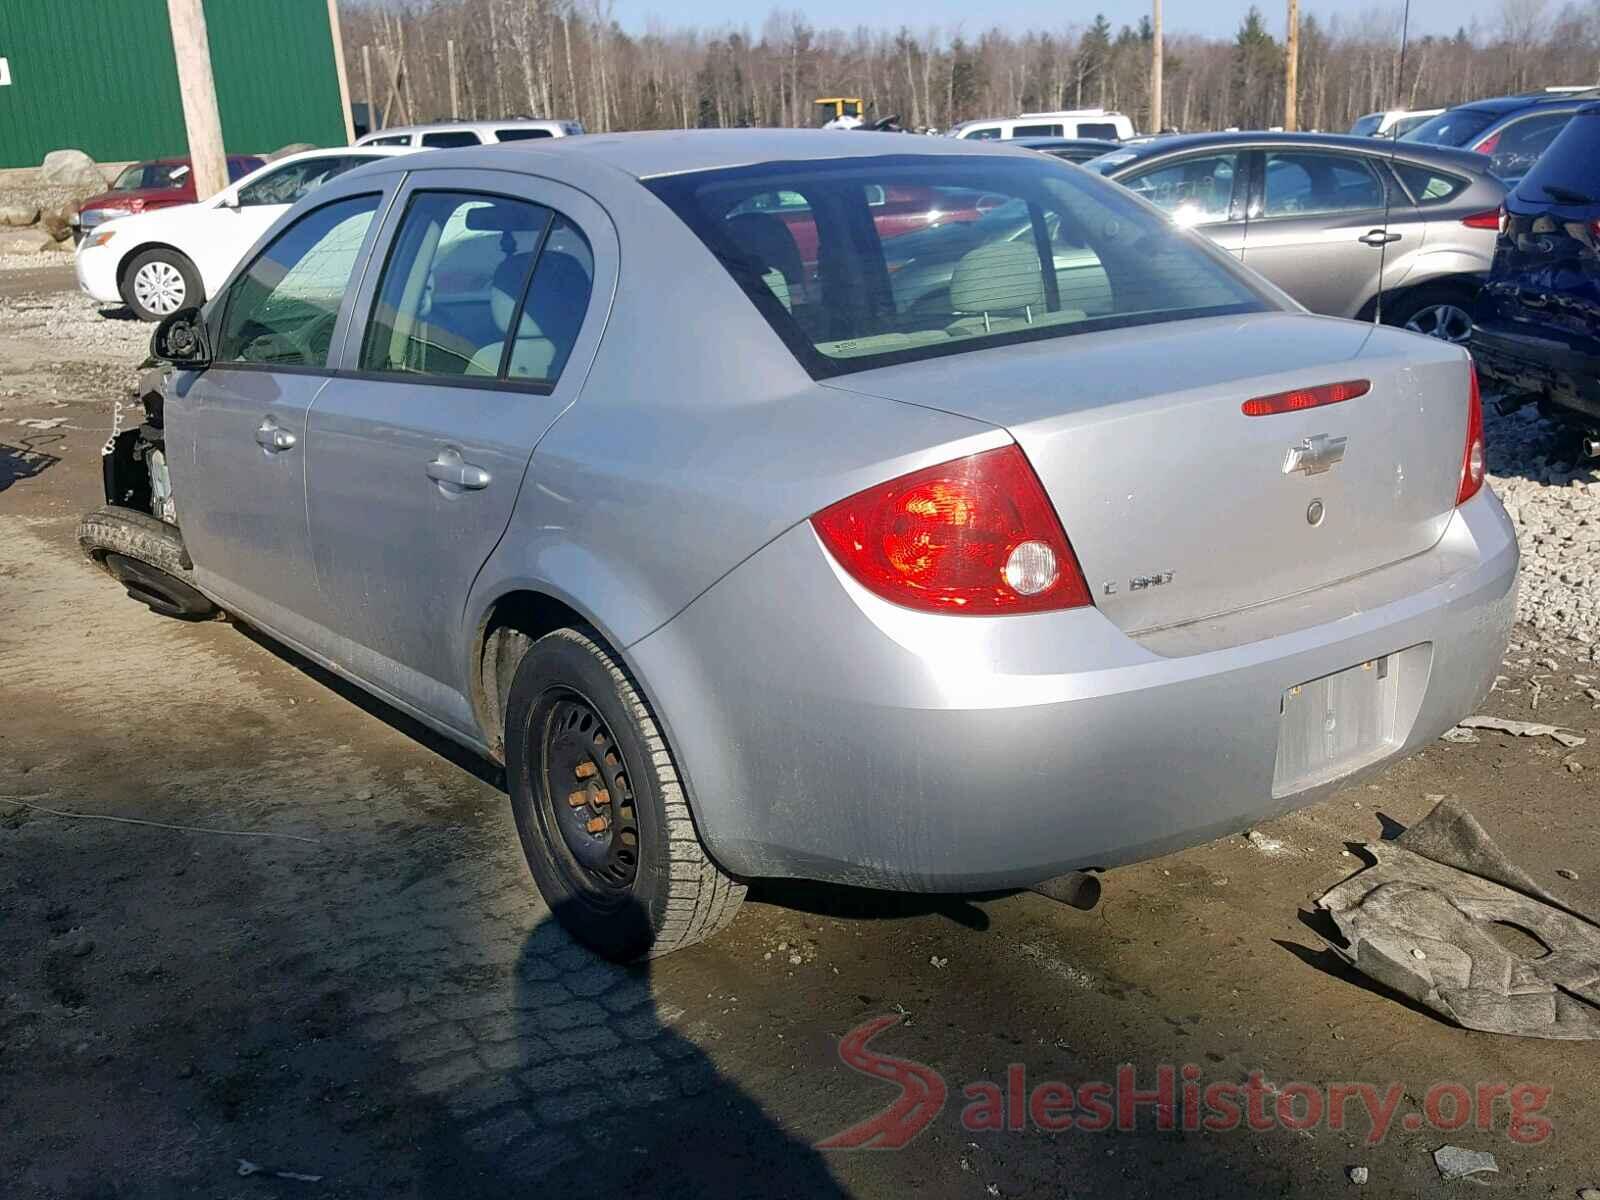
xmin=949 ymin=110 xmax=1135 ymax=141
xmin=357 ymin=119 xmax=584 ymax=148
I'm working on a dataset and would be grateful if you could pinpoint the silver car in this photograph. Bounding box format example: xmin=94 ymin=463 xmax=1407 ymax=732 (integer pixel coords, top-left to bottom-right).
xmin=1089 ymin=133 xmax=1506 ymax=343
xmin=85 ymin=132 xmax=1518 ymax=960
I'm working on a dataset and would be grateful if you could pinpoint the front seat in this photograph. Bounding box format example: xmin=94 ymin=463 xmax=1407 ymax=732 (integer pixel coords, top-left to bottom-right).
xmin=722 ymin=212 xmax=804 ymax=311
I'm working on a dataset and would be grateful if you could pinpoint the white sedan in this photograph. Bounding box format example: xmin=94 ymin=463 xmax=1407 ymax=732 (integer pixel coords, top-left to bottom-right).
xmin=75 ymin=146 xmax=414 ymax=320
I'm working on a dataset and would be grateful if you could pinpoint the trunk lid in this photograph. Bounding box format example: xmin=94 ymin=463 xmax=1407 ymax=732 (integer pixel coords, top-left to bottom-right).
xmin=826 ymin=312 xmax=1472 ymax=633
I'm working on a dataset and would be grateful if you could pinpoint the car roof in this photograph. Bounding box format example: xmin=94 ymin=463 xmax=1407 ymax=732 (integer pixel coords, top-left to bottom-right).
xmin=1452 ymin=90 xmax=1600 ymax=115
xmin=368 ymin=118 xmax=574 ymax=134
xmin=487 ymin=128 xmax=1027 ymax=178
xmin=1010 ymin=136 xmax=1122 ymax=149
xmin=1096 ymin=130 xmax=1492 ymax=174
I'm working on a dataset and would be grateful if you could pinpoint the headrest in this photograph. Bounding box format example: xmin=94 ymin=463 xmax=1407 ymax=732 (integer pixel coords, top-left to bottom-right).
xmin=948 ymin=241 xmax=1046 ymax=314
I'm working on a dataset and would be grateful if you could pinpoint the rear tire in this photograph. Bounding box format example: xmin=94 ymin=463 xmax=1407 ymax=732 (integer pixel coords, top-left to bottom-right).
xmin=504 ymin=627 xmax=745 ymax=961
xmin=1384 ymin=281 xmax=1476 ymax=344
xmin=120 ymin=249 xmax=204 ymax=322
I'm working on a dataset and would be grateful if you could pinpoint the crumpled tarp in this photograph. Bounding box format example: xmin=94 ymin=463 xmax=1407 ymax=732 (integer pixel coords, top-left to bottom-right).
xmin=1317 ymin=798 xmax=1600 ymax=1039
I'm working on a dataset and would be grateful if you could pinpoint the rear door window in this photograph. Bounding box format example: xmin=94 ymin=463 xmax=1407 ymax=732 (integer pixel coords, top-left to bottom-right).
xmin=1121 ymin=153 xmax=1241 ymax=224
xmin=1404 ymin=107 xmax=1497 ymax=147
xmin=1075 ymin=122 xmax=1119 ymax=140
xmin=365 ymin=135 xmax=413 ymax=146
xmin=495 ymin=127 xmax=554 ymax=141
xmin=217 ymin=194 xmax=381 ymax=367
xmin=1261 ymin=151 xmax=1384 ymax=217
xmin=1013 ymin=124 xmax=1064 ymax=137
xmin=420 ymin=130 xmax=483 ymax=148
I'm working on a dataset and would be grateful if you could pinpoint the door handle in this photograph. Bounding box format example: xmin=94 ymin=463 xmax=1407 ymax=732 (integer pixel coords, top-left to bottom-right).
xmin=426 ymin=449 xmax=491 ymax=490
xmin=254 ymin=420 xmax=297 ymax=452
xmin=1358 ymin=229 xmax=1402 ymax=247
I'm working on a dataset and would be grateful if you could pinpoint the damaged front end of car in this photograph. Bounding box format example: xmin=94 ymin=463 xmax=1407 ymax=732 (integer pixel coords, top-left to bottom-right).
xmin=77 ymin=308 xmax=217 ymax=620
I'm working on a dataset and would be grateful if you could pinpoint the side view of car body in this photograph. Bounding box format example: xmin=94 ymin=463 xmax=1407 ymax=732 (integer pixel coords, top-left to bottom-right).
xmin=1089 ymin=132 xmax=1505 ymax=341
xmin=73 ymin=155 xmax=265 ymax=240
xmin=88 ymin=132 xmax=1515 ymax=960
xmin=356 ymin=118 xmax=584 ymax=148
xmin=950 ymin=110 xmax=1136 ymax=141
xmin=1473 ymin=104 xmax=1600 ymax=451
xmin=1403 ymin=90 xmax=1600 ymax=187
xmin=75 ymin=147 xmax=415 ymax=320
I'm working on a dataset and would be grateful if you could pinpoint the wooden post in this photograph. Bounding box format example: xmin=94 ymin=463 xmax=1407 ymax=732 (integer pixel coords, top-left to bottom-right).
xmin=362 ymin=45 xmax=374 ymax=130
xmin=1150 ymin=0 xmax=1164 ymax=133
xmin=1284 ymin=0 xmax=1300 ymax=132
xmin=326 ymin=0 xmax=355 ymax=144
xmin=448 ymin=39 xmax=459 ymax=119
xmin=165 ymin=0 xmax=228 ymax=199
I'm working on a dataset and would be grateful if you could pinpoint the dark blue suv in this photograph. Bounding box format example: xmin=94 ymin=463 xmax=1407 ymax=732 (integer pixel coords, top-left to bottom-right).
xmin=1472 ymin=103 xmax=1600 ymax=452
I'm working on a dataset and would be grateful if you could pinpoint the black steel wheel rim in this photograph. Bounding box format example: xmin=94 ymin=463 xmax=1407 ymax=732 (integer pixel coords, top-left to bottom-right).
xmin=534 ymin=689 xmax=640 ymax=899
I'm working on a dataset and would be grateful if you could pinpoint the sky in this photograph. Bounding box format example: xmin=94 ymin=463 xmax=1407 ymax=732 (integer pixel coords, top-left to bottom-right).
xmin=618 ymin=0 xmax=1508 ymax=41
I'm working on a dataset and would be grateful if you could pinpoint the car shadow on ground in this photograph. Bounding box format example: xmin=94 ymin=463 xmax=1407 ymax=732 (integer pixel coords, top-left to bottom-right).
xmin=0 ymin=435 xmax=62 ymax=494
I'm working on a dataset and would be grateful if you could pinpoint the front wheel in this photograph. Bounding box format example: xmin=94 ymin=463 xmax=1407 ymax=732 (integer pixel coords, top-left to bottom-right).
xmin=504 ymin=627 xmax=745 ymax=960
xmin=121 ymin=249 xmax=204 ymax=322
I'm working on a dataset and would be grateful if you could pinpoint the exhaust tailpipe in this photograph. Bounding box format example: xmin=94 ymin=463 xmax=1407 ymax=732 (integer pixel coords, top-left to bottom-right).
xmin=1582 ymin=436 xmax=1600 ymax=460
xmin=1030 ymin=870 xmax=1102 ymax=911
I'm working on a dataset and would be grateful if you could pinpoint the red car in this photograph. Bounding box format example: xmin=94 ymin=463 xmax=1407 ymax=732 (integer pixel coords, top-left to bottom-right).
xmin=73 ymin=155 xmax=265 ymax=241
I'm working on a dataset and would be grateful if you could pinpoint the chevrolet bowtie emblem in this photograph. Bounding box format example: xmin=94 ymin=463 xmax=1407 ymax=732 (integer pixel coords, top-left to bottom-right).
xmin=1283 ymin=433 xmax=1348 ymax=476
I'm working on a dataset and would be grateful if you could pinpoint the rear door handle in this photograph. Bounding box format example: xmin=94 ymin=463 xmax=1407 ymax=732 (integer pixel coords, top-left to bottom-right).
xmin=1358 ymin=229 xmax=1402 ymax=247
xmin=426 ymin=449 xmax=491 ymax=490
xmin=254 ymin=419 xmax=297 ymax=452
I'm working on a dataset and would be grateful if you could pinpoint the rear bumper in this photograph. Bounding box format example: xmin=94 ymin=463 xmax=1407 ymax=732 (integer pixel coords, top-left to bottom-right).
xmin=629 ymin=490 xmax=1519 ymax=891
xmin=1472 ymin=326 xmax=1600 ymax=427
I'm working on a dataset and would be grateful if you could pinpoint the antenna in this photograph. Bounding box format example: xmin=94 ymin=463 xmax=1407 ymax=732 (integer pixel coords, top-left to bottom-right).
xmin=1375 ymin=0 xmax=1414 ymax=327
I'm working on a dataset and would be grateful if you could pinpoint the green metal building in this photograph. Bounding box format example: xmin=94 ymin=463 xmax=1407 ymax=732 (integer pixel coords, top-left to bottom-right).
xmin=0 ymin=0 xmax=350 ymax=169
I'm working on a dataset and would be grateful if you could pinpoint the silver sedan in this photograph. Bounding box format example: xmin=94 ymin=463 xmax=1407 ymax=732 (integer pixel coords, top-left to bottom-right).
xmin=1088 ymin=132 xmax=1507 ymax=342
xmin=87 ymin=131 xmax=1518 ymax=959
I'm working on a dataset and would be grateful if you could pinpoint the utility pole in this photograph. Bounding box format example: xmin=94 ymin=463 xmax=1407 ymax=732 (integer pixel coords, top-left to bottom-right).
xmin=165 ymin=0 xmax=228 ymax=199
xmin=448 ymin=39 xmax=459 ymax=119
xmin=326 ymin=0 xmax=356 ymax=144
xmin=1150 ymin=0 xmax=1164 ymax=133
xmin=1284 ymin=0 xmax=1300 ymax=132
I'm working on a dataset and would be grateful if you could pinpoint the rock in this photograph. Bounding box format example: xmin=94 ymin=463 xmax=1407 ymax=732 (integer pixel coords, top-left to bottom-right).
xmin=0 ymin=228 xmax=56 ymax=253
xmin=38 ymin=148 xmax=106 ymax=193
xmin=1558 ymin=868 xmax=1580 ymax=880
xmin=38 ymin=208 xmax=72 ymax=242
xmin=1576 ymin=1187 xmax=1600 ymax=1200
xmin=1432 ymin=1145 xmax=1498 ymax=1182
xmin=1347 ymin=1165 xmax=1368 ymax=1184
xmin=0 ymin=203 xmax=40 ymax=226
xmin=265 ymin=142 xmax=318 ymax=161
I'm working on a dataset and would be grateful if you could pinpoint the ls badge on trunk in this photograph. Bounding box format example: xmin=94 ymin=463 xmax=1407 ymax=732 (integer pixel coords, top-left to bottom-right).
xmin=1283 ymin=433 xmax=1348 ymax=477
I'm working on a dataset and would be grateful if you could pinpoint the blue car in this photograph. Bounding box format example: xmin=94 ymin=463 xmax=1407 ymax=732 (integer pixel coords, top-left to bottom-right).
xmin=1472 ymin=103 xmax=1600 ymax=454
xmin=1404 ymin=90 xmax=1600 ymax=188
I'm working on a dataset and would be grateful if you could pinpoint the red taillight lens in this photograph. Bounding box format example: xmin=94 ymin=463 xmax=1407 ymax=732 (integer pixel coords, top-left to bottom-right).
xmin=1458 ymin=361 xmax=1486 ymax=505
xmin=1241 ymin=379 xmax=1371 ymax=417
xmin=811 ymin=444 xmax=1092 ymax=615
xmin=1462 ymin=207 xmax=1502 ymax=230
xmin=1473 ymin=131 xmax=1501 ymax=156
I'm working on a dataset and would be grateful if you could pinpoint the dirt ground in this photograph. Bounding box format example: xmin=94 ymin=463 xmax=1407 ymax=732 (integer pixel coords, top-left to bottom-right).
xmin=3 ymin=265 xmax=1599 ymax=1198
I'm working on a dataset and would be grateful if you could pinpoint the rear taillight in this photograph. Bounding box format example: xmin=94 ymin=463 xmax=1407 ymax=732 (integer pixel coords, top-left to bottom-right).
xmin=811 ymin=444 xmax=1092 ymax=615
xmin=1241 ymin=379 xmax=1370 ymax=417
xmin=1473 ymin=131 xmax=1501 ymax=156
xmin=1458 ymin=362 xmax=1486 ymax=505
xmin=1461 ymin=207 xmax=1502 ymax=230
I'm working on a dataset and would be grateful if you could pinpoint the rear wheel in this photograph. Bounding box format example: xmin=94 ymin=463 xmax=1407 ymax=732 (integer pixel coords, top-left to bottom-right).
xmin=504 ymin=627 xmax=744 ymax=960
xmin=1385 ymin=281 xmax=1475 ymax=344
xmin=121 ymin=249 xmax=203 ymax=321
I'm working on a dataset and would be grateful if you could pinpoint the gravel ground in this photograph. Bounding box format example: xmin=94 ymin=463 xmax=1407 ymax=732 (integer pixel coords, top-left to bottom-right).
xmin=1486 ymin=404 xmax=1600 ymax=654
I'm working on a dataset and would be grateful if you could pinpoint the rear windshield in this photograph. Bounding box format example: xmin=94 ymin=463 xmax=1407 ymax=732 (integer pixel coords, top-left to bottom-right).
xmin=495 ymin=127 xmax=554 ymax=141
xmin=1350 ymin=114 xmax=1383 ymax=136
xmin=1403 ymin=107 xmax=1497 ymax=147
xmin=646 ymin=155 xmax=1270 ymax=379
xmin=1515 ymin=111 xmax=1600 ymax=203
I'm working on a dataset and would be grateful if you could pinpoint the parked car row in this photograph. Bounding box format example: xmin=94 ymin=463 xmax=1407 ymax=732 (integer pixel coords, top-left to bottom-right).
xmin=81 ymin=129 xmax=1514 ymax=961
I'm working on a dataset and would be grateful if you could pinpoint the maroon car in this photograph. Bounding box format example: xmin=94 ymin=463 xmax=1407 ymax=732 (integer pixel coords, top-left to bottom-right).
xmin=73 ymin=155 xmax=265 ymax=240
